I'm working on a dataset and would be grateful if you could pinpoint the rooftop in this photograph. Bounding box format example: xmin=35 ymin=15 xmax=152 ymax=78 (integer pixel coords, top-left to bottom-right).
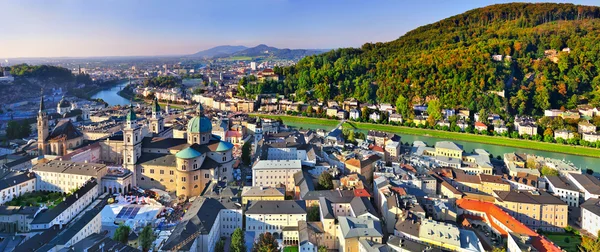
xmin=245 ymin=200 xmax=307 ymax=215
xmin=494 ymin=190 xmax=566 ymax=205
xmin=34 ymin=160 xmax=106 ymax=176
xmin=252 ymin=159 xmax=302 ymax=170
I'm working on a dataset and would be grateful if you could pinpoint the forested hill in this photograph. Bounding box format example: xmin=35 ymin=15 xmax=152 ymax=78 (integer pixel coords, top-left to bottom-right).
xmin=277 ymin=3 xmax=600 ymax=118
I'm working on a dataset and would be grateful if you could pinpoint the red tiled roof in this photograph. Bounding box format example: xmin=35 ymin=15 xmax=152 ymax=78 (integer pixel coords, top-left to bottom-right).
xmin=354 ymin=189 xmax=371 ymax=197
xmin=369 ymin=145 xmax=384 ymax=153
xmin=475 ymin=121 xmax=487 ymax=127
xmin=456 ymin=199 xmax=561 ymax=252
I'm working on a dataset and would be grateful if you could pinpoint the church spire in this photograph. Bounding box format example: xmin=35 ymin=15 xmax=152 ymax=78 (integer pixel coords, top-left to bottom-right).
xmin=152 ymin=96 xmax=160 ymax=113
xmin=39 ymin=95 xmax=45 ymax=113
xmin=196 ymin=103 xmax=204 ymax=115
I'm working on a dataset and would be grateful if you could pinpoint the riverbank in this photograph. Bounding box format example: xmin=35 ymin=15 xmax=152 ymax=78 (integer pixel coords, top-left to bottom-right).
xmin=72 ymin=79 xmax=126 ymax=100
xmin=252 ymin=114 xmax=600 ymax=158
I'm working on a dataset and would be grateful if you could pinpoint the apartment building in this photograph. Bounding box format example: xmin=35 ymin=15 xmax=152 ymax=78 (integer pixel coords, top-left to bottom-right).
xmin=0 ymin=171 xmax=36 ymax=205
xmin=545 ymin=175 xmax=580 ymax=207
xmin=33 ymin=160 xmax=106 ymax=194
xmin=252 ymin=160 xmax=302 ymax=192
xmin=245 ymin=200 xmax=307 ymax=244
xmin=493 ymin=190 xmax=568 ymax=232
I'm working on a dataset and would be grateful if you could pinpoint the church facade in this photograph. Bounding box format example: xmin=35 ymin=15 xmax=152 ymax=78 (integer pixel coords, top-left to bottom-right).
xmin=37 ymin=96 xmax=234 ymax=198
xmin=126 ymin=100 xmax=234 ymax=198
xmin=37 ymin=96 xmax=85 ymax=156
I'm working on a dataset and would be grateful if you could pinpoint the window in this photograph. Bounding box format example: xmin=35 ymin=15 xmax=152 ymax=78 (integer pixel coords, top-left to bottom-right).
xmin=194 ymin=175 xmax=198 ymax=180
xmin=205 ymin=174 xmax=209 ymax=178
xmin=150 ymin=169 xmax=154 ymax=174
xmin=181 ymin=177 xmax=186 ymax=182
xmin=170 ymin=171 xmax=174 ymax=175
xmin=160 ymin=170 xmax=164 ymax=175
xmin=182 ymin=165 xmax=186 ymax=171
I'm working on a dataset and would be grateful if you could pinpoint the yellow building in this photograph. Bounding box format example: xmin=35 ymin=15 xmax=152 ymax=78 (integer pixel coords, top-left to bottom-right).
xmin=434 ymin=141 xmax=463 ymax=159
xmin=345 ymin=155 xmax=381 ymax=183
xmin=241 ymin=186 xmax=285 ymax=205
xmin=494 ymin=190 xmax=568 ymax=232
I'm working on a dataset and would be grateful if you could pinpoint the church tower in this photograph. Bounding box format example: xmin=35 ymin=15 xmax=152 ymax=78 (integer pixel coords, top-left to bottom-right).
xmin=123 ymin=104 xmax=142 ymax=185
xmin=37 ymin=95 xmax=49 ymax=156
xmin=149 ymin=97 xmax=164 ymax=135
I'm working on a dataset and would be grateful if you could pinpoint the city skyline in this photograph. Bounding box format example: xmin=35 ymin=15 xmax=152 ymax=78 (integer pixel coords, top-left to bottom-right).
xmin=1 ymin=0 xmax=598 ymax=58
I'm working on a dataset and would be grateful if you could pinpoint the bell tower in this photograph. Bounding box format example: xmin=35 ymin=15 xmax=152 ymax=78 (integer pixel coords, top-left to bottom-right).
xmin=123 ymin=104 xmax=141 ymax=185
xmin=149 ymin=97 xmax=164 ymax=135
xmin=37 ymin=95 xmax=49 ymax=155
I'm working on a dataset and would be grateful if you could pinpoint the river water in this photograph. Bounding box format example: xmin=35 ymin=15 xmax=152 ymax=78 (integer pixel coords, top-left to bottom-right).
xmin=91 ymin=80 xmax=131 ymax=106
xmin=89 ymin=83 xmax=600 ymax=171
xmin=284 ymin=120 xmax=600 ymax=172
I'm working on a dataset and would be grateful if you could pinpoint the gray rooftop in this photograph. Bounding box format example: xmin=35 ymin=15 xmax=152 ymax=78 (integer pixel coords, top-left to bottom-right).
xmin=162 ymin=197 xmax=239 ymax=251
xmin=494 ymin=190 xmax=567 ymax=205
xmin=34 ymin=160 xmax=106 ymax=176
xmin=338 ymin=216 xmax=383 ymax=239
xmin=435 ymin=141 xmax=463 ymax=151
xmin=245 ymin=200 xmax=307 ymax=215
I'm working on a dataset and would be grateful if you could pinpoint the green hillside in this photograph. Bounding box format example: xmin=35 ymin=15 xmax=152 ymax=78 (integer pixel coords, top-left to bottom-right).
xmin=273 ymin=3 xmax=600 ymax=118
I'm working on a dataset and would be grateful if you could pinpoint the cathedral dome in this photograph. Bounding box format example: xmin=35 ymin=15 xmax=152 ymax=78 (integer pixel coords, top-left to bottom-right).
xmin=215 ymin=141 xmax=234 ymax=152
xmin=176 ymin=147 xmax=202 ymax=159
xmin=187 ymin=103 xmax=212 ymax=133
xmin=58 ymin=96 xmax=71 ymax=108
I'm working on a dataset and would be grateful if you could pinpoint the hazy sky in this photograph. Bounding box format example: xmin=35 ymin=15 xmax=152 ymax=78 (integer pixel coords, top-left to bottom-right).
xmin=1 ymin=0 xmax=597 ymax=58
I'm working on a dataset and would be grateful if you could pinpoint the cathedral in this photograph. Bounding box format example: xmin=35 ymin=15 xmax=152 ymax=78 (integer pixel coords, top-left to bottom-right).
xmin=37 ymin=96 xmax=85 ymax=156
xmin=129 ymin=100 xmax=235 ymax=197
xmin=37 ymin=96 xmax=235 ymax=198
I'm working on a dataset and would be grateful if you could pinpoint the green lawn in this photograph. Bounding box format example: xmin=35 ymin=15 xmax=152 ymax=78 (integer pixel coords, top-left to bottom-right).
xmin=224 ymin=56 xmax=252 ymax=61
xmin=545 ymin=233 xmax=581 ymax=252
xmin=283 ymin=246 xmax=299 ymax=252
xmin=251 ymin=114 xmax=600 ymax=158
xmin=6 ymin=191 xmax=66 ymax=209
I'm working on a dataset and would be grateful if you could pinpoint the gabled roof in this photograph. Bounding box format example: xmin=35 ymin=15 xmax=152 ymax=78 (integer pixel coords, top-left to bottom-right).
xmin=47 ymin=120 xmax=83 ymax=141
xmin=494 ymin=190 xmax=566 ymax=205
xmin=350 ymin=197 xmax=378 ymax=218
xmin=456 ymin=198 xmax=561 ymax=252
xmin=569 ymin=173 xmax=600 ymax=195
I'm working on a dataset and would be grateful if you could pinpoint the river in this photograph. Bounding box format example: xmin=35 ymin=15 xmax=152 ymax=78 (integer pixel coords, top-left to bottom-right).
xmin=283 ymin=120 xmax=600 ymax=172
xmin=91 ymin=80 xmax=132 ymax=106
xmin=89 ymin=83 xmax=600 ymax=171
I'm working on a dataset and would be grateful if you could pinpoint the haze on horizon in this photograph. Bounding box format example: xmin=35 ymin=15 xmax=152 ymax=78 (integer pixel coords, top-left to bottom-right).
xmin=1 ymin=0 xmax=597 ymax=58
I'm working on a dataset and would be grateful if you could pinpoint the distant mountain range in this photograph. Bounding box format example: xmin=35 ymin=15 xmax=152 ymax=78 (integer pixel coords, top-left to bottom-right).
xmin=189 ymin=45 xmax=249 ymax=58
xmin=189 ymin=44 xmax=327 ymax=60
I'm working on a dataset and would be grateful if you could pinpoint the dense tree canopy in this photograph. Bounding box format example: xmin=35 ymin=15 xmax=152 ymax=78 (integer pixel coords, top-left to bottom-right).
xmin=10 ymin=64 xmax=73 ymax=81
xmin=247 ymin=3 xmax=600 ymax=118
xmin=142 ymin=76 xmax=181 ymax=88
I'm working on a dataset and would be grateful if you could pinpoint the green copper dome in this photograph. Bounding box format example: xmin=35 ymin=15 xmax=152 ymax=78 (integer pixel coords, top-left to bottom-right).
xmin=175 ymin=147 xmax=202 ymax=159
xmin=215 ymin=141 xmax=234 ymax=152
xmin=187 ymin=116 xmax=212 ymax=133
xmin=187 ymin=103 xmax=211 ymax=133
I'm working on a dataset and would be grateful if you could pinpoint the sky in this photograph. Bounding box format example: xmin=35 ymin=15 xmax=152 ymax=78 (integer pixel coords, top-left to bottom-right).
xmin=0 ymin=0 xmax=598 ymax=58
